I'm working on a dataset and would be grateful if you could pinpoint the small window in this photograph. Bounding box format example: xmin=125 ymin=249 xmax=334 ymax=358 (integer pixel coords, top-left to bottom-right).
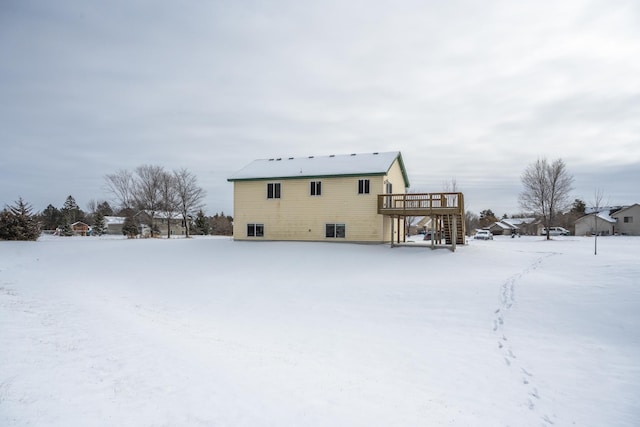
xmin=624 ymin=216 xmax=633 ymax=223
xmin=358 ymin=179 xmax=370 ymax=194
xmin=310 ymin=181 xmax=322 ymax=196
xmin=247 ymin=224 xmax=264 ymax=237
xmin=326 ymin=223 xmax=346 ymax=238
xmin=267 ymin=183 xmax=281 ymax=199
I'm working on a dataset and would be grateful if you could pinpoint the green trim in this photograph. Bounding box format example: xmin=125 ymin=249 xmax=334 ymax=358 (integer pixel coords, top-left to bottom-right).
xmin=391 ymin=152 xmax=410 ymax=188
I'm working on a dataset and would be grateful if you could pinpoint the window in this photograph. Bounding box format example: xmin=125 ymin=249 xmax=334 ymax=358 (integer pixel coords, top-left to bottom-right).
xmin=310 ymin=181 xmax=322 ymax=196
xmin=358 ymin=179 xmax=370 ymax=194
xmin=247 ymin=224 xmax=264 ymax=237
xmin=267 ymin=183 xmax=281 ymax=199
xmin=624 ymin=216 xmax=633 ymax=223
xmin=326 ymin=223 xmax=346 ymax=238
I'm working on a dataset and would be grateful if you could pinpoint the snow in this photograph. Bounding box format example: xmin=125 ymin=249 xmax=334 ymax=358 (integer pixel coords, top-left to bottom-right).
xmin=1 ymin=235 xmax=639 ymax=426
xmin=227 ymin=151 xmax=402 ymax=181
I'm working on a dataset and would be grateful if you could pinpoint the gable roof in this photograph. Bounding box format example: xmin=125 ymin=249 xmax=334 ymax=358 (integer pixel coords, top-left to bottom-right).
xmin=576 ymin=211 xmax=617 ymax=224
xmin=227 ymin=151 xmax=410 ymax=187
xmin=610 ymin=203 xmax=640 ymax=217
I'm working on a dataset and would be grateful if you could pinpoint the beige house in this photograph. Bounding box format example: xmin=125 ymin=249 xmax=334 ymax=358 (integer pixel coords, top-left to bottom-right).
xmin=228 ymin=151 xmax=410 ymax=243
xmin=610 ymin=204 xmax=640 ymax=235
xmin=574 ymin=211 xmax=616 ymax=236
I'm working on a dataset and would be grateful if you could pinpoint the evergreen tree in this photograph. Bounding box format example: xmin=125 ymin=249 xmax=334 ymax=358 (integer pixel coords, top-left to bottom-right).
xmin=122 ymin=215 xmax=139 ymax=238
xmin=40 ymin=204 xmax=62 ymax=230
xmin=0 ymin=198 xmax=40 ymax=241
xmin=61 ymin=195 xmax=84 ymax=225
xmin=571 ymin=199 xmax=586 ymax=215
xmin=96 ymin=201 xmax=114 ymax=216
xmin=193 ymin=209 xmax=210 ymax=235
xmin=479 ymin=209 xmax=498 ymax=228
xmin=93 ymin=212 xmax=107 ymax=236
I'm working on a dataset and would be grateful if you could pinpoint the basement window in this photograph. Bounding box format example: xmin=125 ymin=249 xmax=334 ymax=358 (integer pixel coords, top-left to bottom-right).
xmin=247 ymin=224 xmax=264 ymax=237
xmin=326 ymin=223 xmax=346 ymax=238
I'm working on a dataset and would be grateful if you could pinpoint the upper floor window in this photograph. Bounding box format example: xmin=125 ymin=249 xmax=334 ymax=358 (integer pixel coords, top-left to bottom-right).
xmin=358 ymin=179 xmax=370 ymax=194
xmin=310 ymin=181 xmax=322 ymax=196
xmin=624 ymin=216 xmax=633 ymax=223
xmin=267 ymin=182 xmax=281 ymax=199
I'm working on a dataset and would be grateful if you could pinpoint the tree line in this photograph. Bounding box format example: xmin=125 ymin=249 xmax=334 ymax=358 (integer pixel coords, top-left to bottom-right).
xmin=1 ymin=165 xmax=234 ymax=240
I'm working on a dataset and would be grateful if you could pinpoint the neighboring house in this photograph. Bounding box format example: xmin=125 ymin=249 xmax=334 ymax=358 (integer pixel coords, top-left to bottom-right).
xmin=487 ymin=221 xmax=516 ymax=236
xmin=104 ymin=216 xmax=125 ymax=235
xmin=71 ymin=221 xmax=90 ymax=236
xmin=504 ymin=218 xmax=540 ymax=236
xmin=135 ymin=211 xmax=187 ymax=237
xmin=574 ymin=210 xmax=617 ymax=236
xmin=610 ymin=204 xmax=640 ymax=236
xmin=487 ymin=218 xmax=538 ymax=236
xmin=227 ymin=151 xmax=411 ymax=243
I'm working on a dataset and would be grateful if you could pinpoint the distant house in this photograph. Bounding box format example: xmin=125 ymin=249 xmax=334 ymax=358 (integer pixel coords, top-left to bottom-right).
xmin=574 ymin=210 xmax=617 ymax=236
xmin=71 ymin=221 xmax=90 ymax=236
xmin=488 ymin=218 xmax=538 ymax=236
xmin=610 ymin=204 xmax=640 ymax=236
xmin=134 ymin=211 xmax=187 ymax=238
xmin=227 ymin=151 xmax=466 ymax=246
xmin=487 ymin=221 xmax=514 ymax=236
xmin=104 ymin=216 xmax=125 ymax=235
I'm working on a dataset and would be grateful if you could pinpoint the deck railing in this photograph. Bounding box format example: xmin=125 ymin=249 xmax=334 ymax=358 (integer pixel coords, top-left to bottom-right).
xmin=377 ymin=192 xmax=464 ymax=216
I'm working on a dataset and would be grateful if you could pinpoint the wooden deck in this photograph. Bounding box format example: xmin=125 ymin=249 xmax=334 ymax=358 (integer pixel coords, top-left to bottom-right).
xmin=377 ymin=192 xmax=466 ymax=249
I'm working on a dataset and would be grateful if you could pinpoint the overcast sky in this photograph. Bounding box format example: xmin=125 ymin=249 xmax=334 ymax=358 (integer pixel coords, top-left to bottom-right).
xmin=2 ymin=0 xmax=639 ymax=217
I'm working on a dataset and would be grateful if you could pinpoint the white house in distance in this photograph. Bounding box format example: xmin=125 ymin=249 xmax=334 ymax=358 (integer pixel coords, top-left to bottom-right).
xmin=574 ymin=204 xmax=640 ymax=236
xmin=611 ymin=204 xmax=640 ymax=235
xmin=227 ymin=151 xmax=466 ymax=246
xmin=574 ymin=210 xmax=617 ymax=236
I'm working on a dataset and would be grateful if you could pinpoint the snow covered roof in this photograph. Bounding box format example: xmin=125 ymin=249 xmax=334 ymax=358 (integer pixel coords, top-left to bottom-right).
xmin=104 ymin=216 xmax=126 ymax=225
xmin=490 ymin=221 xmax=516 ymax=230
xmin=228 ymin=151 xmax=409 ymax=187
xmin=578 ymin=210 xmax=617 ymax=224
xmin=502 ymin=218 xmax=536 ymax=227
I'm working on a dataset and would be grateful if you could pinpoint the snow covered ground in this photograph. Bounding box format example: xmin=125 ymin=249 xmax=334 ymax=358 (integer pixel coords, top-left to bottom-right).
xmin=1 ymin=235 xmax=638 ymax=426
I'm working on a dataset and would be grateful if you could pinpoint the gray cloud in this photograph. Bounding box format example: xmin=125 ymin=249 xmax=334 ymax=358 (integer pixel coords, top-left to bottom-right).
xmin=1 ymin=0 xmax=639 ymax=215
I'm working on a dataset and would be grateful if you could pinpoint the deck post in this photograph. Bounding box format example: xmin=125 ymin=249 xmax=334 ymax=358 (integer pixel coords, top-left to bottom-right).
xmin=430 ymin=218 xmax=435 ymax=250
xmin=451 ymin=215 xmax=457 ymax=252
xmin=390 ymin=215 xmax=395 ymax=248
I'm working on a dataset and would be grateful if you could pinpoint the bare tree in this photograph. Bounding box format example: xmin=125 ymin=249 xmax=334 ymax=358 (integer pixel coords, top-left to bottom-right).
xmin=159 ymin=171 xmax=180 ymax=238
xmin=519 ymin=158 xmax=574 ymax=240
xmin=135 ymin=165 xmax=165 ymax=236
xmin=105 ymin=169 xmax=136 ymax=210
xmin=591 ymin=188 xmax=606 ymax=255
xmin=442 ymin=177 xmax=458 ymax=193
xmin=174 ymin=168 xmax=206 ymax=238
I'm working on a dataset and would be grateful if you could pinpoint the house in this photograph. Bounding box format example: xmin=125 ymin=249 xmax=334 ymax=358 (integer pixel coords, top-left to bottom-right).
xmin=610 ymin=204 xmax=640 ymax=235
xmin=487 ymin=221 xmax=516 ymax=236
xmin=487 ymin=218 xmax=538 ymax=236
xmin=227 ymin=151 xmax=466 ymax=246
xmin=134 ymin=211 xmax=187 ymax=238
xmin=574 ymin=210 xmax=617 ymax=236
xmin=70 ymin=221 xmax=90 ymax=236
xmin=104 ymin=216 xmax=125 ymax=235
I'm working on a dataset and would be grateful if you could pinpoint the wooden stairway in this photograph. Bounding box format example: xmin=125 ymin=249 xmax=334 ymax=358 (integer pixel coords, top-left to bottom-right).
xmin=442 ymin=213 xmax=466 ymax=246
